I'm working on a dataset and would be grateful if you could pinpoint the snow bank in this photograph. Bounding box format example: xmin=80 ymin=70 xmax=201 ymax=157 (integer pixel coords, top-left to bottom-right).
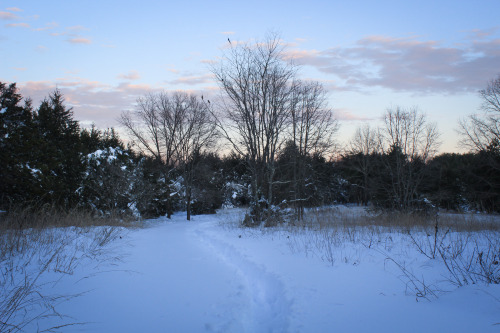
xmin=14 ymin=209 xmax=500 ymax=332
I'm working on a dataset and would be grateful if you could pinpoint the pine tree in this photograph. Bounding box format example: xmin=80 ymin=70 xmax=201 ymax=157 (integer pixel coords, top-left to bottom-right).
xmin=33 ymin=90 xmax=83 ymax=206
xmin=0 ymin=82 xmax=39 ymax=207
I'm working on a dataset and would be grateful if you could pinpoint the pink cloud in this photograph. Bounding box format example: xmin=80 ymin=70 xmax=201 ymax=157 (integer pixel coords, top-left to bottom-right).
xmin=34 ymin=22 xmax=58 ymax=31
xmin=169 ymin=73 xmax=213 ymax=86
xmin=335 ymin=109 xmax=376 ymax=122
xmin=16 ymin=80 xmax=164 ymax=129
xmin=6 ymin=22 xmax=30 ymax=28
xmin=118 ymin=70 xmax=141 ymax=80
xmin=66 ymin=25 xmax=87 ymax=31
xmin=6 ymin=7 xmax=22 ymax=12
xmin=12 ymin=78 xmax=219 ymax=132
xmin=0 ymin=11 xmax=18 ymax=20
xmin=15 ymin=78 xmax=218 ymax=130
xmin=67 ymin=37 xmax=91 ymax=44
xmin=289 ymin=31 xmax=500 ymax=94
xmin=36 ymin=45 xmax=48 ymax=52
xmin=165 ymin=67 xmax=179 ymax=73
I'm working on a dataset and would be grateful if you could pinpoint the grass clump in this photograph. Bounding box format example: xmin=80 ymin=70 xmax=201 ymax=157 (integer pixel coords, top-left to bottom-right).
xmin=0 ymin=204 xmax=133 ymax=332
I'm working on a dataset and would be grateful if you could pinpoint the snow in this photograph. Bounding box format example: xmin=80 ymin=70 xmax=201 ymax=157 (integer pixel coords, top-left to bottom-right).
xmin=14 ymin=208 xmax=500 ymax=332
xmin=87 ymin=147 xmax=120 ymax=162
xmin=25 ymin=163 xmax=41 ymax=176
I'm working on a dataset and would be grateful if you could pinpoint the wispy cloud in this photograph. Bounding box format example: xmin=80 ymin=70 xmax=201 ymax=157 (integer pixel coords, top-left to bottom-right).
xmin=18 ymin=79 xmax=166 ymax=128
xmin=66 ymin=25 xmax=88 ymax=32
xmin=118 ymin=70 xmax=141 ymax=80
xmin=200 ymin=59 xmax=217 ymax=65
xmin=13 ymin=67 xmax=27 ymax=71
xmin=34 ymin=21 xmax=58 ymax=31
xmin=335 ymin=109 xmax=376 ymax=122
xmin=286 ymin=31 xmax=500 ymax=94
xmin=6 ymin=7 xmax=22 ymax=12
xmin=43 ymin=24 xmax=92 ymax=45
xmin=16 ymin=78 xmax=217 ymax=129
xmin=0 ymin=11 xmax=19 ymax=20
xmin=169 ymin=73 xmax=213 ymax=86
xmin=67 ymin=37 xmax=92 ymax=44
xmin=165 ymin=67 xmax=179 ymax=74
xmin=220 ymin=31 xmax=235 ymax=35
xmin=6 ymin=22 xmax=30 ymax=28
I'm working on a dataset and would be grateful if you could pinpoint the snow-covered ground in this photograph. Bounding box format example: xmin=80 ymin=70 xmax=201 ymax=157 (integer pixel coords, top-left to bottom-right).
xmin=10 ymin=208 xmax=500 ymax=332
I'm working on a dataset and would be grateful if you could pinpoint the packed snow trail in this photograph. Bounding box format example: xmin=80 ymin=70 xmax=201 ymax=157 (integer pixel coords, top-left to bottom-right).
xmin=193 ymin=218 xmax=291 ymax=332
xmin=29 ymin=210 xmax=500 ymax=332
xmin=35 ymin=213 xmax=291 ymax=332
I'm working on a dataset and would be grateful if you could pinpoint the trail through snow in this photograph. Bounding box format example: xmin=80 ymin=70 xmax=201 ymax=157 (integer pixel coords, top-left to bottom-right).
xmin=30 ymin=210 xmax=500 ymax=332
xmin=194 ymin=218 xmax=291 ymax=332
xmin=36 ymin=213 xmax=291 ymax=332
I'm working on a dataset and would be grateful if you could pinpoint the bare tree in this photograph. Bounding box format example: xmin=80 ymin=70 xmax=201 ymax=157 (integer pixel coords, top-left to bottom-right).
xmin=120 ymin=91 xmax=216 ymax=220
xmin=287 ymin=80 xmax=338 ymax=219
xmin=344 ymin=124 xmax=382 ymax=206
xmin=459 ymin=74 xmax=500 ymax=153
xmin=211 ymin=33 xmax=295 ymax=224
xmin=175 ymin=94 xmax=218 ymax=220
xmin=380 ymin=106 xmax=440 ymax=211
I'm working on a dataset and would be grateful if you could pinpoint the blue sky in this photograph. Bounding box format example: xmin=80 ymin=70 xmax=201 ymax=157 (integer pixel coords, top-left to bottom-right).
xmin=1 ymin=0 xmax=500 ymax=152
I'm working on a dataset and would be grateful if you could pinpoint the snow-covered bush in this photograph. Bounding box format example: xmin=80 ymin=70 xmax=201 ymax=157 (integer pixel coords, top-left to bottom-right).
xmin=78 ymin=147 xmax=137 ymax=217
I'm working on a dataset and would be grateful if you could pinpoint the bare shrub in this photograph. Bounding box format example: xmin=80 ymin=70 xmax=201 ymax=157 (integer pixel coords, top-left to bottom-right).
xmin=438 ymin=233 xmax=500 ymax=286
xmin=282 ymin=206 xmax=500 ymax=300
xmin=384 ymin=256 xmax=439 ymax=302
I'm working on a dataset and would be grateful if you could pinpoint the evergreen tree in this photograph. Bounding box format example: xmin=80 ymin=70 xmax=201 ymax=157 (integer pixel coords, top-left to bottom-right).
xmin=33 ymin=90 xmax=83 ymax=206
xmin=0 ymin=82 xmax=39 ymax=207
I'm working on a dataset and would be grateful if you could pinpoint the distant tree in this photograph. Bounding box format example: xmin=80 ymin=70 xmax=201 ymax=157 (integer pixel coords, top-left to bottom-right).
xmin=211 ymin=33 xmax=297 ymax=225
xmin=342 ymin=124 xmax=382 ymax=206
xmin=80 ymin=125 xmax=123 ymax=154
xmin=120 ymin=91 xmax=217 ymax=220
xmin=377 ymin=106 xmax=440 ymax=211
xmin=220 ymin=152 xmax=252 ymax=207
xmin=458 ymin=74 xmax=500 ymax=212
xmin=188 ymin=152 xmax=224 ymax=215
xmin=459 ymin=74 xmax=500 ymax=153
xmin=286 ymin=80 xmax=338 ymax=219
xmin=175 ymin=93 xmax=218 ymax=220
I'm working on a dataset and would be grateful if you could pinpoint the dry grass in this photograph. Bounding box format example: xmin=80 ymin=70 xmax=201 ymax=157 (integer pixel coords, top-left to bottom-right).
xmin=291 ymin=205 xmax=500 ymax=233
xmin=262 ymin=206 xmax=500 ymax=295
xmin=0 ymin=204 xmax=134 ymax=332
xmin=0 ymin=203 xmax=137 ymax=231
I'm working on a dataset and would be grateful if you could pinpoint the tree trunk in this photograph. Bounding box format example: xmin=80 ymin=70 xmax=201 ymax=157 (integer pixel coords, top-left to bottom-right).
xmin=186 ymin=186 xmax=191 ymax=221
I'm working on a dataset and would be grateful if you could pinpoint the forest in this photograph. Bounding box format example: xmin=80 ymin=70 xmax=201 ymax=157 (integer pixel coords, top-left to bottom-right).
xmin=1 ymin=37 xmax=499 ymax=224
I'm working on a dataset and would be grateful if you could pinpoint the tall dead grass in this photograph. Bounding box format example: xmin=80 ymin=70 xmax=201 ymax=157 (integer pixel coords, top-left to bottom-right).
xmin=0 ymin=204 xmax=134 ymax=332
xmin=292 ymin=206 xmax=500 ymax=233
xmin=282 ymin=206 xmax=500 ymax=296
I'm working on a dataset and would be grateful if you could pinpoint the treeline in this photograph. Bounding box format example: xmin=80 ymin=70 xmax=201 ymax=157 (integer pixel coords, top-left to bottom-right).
xmin=1 ymin=81 xmax=498 ymax=221
xmin=0 ymin=81 xmax=342 ymax=219
xmin=340 ymin=140 xmax=500 ymax=213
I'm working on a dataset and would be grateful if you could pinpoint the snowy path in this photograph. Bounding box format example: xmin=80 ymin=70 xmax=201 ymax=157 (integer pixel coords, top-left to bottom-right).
xmin=33 ymin=211 xmax=500 ymax=332
xmin=194 ymin=219 xmax=291 ymax=332
xmin=39 ymin=213 xmax=291 ymax=332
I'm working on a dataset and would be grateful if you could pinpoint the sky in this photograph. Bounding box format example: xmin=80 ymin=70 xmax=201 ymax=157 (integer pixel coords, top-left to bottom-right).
xmin=1 ymin=0 xmax=500 ymax=153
